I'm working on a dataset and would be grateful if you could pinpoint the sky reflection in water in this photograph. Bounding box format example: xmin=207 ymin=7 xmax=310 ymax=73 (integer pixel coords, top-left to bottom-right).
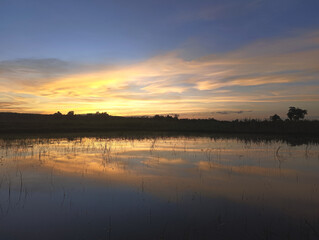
xmin=0 ymin=137 xmax=319 ymax=239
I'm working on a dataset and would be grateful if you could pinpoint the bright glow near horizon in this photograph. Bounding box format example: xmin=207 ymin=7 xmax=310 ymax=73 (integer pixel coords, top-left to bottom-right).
xmin=1 ymin=0 xmax=319 ymax=120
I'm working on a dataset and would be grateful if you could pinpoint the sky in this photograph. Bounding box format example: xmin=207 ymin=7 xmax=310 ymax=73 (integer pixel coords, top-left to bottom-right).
xmin=1 ymin=0 xmax=319 ymax=120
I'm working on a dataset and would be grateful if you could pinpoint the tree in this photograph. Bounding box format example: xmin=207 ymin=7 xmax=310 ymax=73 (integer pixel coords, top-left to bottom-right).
xmin=100 ymin=112 xmax=109 ymax=117
xmin=287 ymin=107 xmax=307 ymax=121
xmin=269 ymin=114 xmax=282 ymax=122
xmin=67 ymin=111 xmax=74 ymax=116
xmin=53 ymin=111 xmax=63 ymax=118
xmin=53 ymin=111 xmax=63 ymax=116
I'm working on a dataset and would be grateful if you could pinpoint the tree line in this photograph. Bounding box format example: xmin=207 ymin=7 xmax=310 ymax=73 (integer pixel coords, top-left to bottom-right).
xmin=53 ymin=106 xmax=309 ymax=122
xmin=270 ymin=107 xmax=308 ymax=122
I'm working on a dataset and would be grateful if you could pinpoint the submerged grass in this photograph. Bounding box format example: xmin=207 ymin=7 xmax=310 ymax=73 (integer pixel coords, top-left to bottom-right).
xmin=0 ymin=135 xmax=319 ymax=239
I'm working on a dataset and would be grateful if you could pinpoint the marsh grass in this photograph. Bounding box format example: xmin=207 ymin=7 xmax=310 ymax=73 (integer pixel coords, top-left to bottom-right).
xmin=1 ymin=112 xmax=319 ymax=136
xmin=0 ymin=135 xmax=318 ymax=239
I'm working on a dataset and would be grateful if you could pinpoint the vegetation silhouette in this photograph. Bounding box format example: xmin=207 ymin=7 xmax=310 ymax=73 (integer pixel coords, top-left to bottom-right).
xmin=0 ymin=107 xmax=317 ymax=136
xmin=269 ymin=114 xmax=282 ymax=122
xmin=0 ymin=131 xmax=317 ymax=147
xmin=53 ymin=111 xmax=63 ymax=117
xmin=287 ymin=107 xmax=307 ymax=121
xmin=67 ymin=111 xmax=74 ymax=116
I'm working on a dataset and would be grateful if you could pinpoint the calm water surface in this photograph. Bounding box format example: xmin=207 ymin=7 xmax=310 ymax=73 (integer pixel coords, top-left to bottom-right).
xmin=0 ymin=136 xmax=318 ymax=239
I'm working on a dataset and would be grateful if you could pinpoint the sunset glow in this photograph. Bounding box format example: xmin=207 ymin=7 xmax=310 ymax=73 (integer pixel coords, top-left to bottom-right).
xmin=1 ymin=0 xmax=319 ymax=119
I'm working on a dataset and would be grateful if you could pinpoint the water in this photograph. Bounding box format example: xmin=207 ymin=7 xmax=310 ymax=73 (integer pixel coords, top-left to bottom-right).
xmin=0 ymin=136 xmax=318 ymax=239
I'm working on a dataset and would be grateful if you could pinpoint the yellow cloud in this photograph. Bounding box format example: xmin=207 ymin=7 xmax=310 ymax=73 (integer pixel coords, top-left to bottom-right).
xmin=1 ymin=30 xmax=319 ymax=117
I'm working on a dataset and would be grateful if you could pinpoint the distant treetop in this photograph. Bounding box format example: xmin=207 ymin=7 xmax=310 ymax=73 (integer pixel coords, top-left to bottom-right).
xmin=53 ymin=111 xmax=63 ymax=116
xmin=287 ymin=107 xmax=307 ymax=121
xmin=269 ymin=114 xmax=282 ymax=122
xmin=67 ymin=111 xmax=75 ymax=116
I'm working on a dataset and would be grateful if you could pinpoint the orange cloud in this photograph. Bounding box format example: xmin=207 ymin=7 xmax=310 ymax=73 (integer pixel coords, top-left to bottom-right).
xmin=1 ymin=30 xmax=319 ymax=118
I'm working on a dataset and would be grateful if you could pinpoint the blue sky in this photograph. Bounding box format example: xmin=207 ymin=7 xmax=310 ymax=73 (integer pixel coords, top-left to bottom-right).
xmin=1 ymin=0 xmax=319 ymax=119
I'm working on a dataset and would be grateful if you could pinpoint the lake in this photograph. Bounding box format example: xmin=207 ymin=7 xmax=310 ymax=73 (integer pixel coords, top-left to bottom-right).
xmin=0 ymin=135 xmax=318 ymax=239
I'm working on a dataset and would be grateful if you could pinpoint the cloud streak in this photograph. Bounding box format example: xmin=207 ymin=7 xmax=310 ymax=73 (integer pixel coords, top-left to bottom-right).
xmin=214 ymin=111 xmax=252 ymax=115
xmin=0 ymin=30 xmax=319 ymax=119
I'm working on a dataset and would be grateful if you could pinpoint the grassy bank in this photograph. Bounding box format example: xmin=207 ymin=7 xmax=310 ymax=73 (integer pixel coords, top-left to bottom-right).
xmin=0 ymin=112 xmax=319 ymax=136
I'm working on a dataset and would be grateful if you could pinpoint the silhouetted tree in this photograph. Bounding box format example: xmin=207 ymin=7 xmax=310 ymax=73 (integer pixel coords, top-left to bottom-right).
xmin=52 ymin=111 xmax=63 ymax=119
xmin=53 ymin=111 xmax=63 ymax=116
xmin=95 ymin=111 xmax=109 ymax=118
xmin=67 ymin=111 xmax=74 ymax=116
xmin=287 ymin=107 xmax=307 ymax=121
xmin=269 ymin=114 xmax=282 ymax=122
xmin=100 ymin=112 xmax=109 ymax=117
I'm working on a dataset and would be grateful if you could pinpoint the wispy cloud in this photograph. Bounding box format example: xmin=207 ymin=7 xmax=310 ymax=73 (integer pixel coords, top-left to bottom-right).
xmin=214 ymin=110 xmax=252 ymax=115
xmin=170 ymin=0 xmax=264 ymax=23
xmin=0 ymin=30 xmax=319 ymax=118
xmin=0 ymin=58 xmax=71 ymax=83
